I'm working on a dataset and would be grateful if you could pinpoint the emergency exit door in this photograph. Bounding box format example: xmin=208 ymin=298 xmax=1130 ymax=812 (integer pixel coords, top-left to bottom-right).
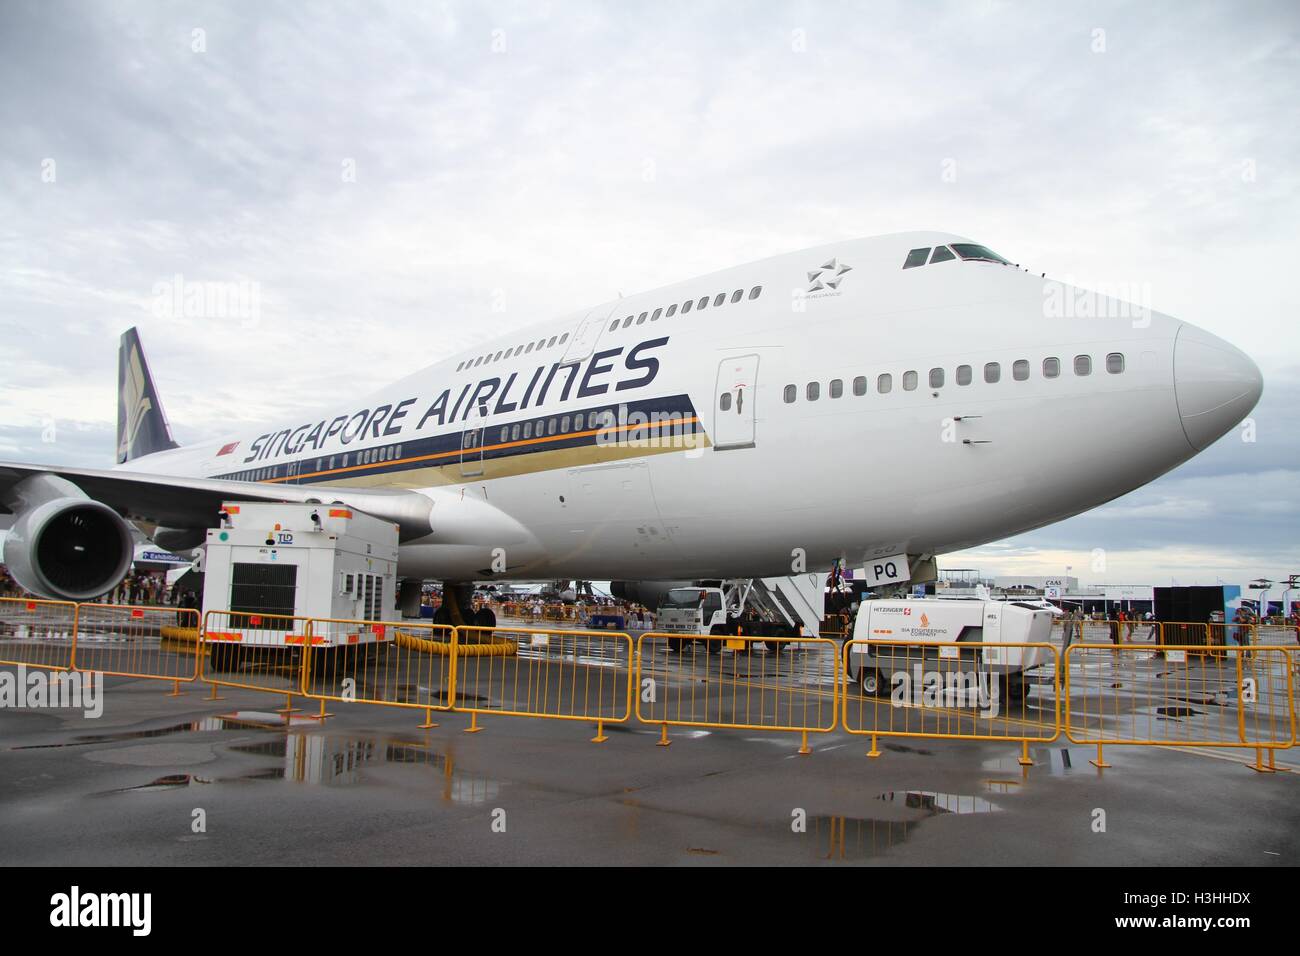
xmin=713 ymin=355 xmax=759 ymax=450
xmin=460 ymin=404 xmax=489 ymax=477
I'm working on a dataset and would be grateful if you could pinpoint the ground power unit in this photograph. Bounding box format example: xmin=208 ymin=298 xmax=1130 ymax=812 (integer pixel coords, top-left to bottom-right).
xmin=201 ymin=501 xmax=399 ymax=670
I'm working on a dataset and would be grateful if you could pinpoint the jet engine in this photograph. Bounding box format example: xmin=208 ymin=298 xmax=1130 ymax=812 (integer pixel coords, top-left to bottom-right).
xmin=2 ymin=475 xmax=134 ymax=601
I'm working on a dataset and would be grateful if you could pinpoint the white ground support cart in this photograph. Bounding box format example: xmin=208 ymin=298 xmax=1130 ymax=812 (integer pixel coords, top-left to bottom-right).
xmin=845 ymin=598 xmax=1055 ymax=699
xmin=201 ymin=501 xmax=399 ymax=671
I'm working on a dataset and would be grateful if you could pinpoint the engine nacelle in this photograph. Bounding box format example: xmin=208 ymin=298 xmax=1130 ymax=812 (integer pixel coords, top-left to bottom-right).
xmin=609 ymin=580 xmax=695 ymax=608
xmin=3 ymin=483 xmax=134 ymax=602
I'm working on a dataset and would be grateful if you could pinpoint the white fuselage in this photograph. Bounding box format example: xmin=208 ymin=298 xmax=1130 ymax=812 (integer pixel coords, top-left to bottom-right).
xmin=120 ymin=232 xmax=1262 ymax=582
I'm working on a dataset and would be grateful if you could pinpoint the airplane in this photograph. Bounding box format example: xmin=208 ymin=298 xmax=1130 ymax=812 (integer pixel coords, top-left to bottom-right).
xmin=0 ymin=231 xmax=1263 ymax=615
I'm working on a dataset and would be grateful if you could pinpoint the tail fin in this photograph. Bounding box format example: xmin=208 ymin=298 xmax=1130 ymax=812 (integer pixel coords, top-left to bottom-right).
xmin=116 ymin=327 xmax=180 ymax=463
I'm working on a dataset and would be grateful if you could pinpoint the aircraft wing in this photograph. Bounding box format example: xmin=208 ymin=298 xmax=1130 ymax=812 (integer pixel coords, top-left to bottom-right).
xmin=0 ymin=461 xmax=435 ymax=541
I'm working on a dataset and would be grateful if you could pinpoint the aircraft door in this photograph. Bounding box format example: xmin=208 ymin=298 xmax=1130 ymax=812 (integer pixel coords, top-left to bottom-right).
xmin=558 ymin=305 xmax=615 ymax=367
xmin=713 ymin=354 xmax=759 ymax=450
xmin=460 ymin=403 xmax=489 ymax=477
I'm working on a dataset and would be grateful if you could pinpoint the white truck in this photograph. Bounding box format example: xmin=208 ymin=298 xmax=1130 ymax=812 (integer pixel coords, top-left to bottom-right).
xmin=845 ymin=598 xmax=1055 ymax=699
xmin=656 ymin=578 xmax=820 ymax=652
xmin=201 ymin=501 xmax=400 ymax=672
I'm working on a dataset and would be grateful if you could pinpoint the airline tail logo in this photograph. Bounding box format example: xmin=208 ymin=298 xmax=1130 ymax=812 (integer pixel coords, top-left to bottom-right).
xmin=117 ymin=344 xmax=152 ymax=461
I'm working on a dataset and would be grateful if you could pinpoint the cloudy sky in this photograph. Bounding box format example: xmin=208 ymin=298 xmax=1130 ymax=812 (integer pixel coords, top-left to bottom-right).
xmin=1 ymin=0 xmax=1297 ymax=588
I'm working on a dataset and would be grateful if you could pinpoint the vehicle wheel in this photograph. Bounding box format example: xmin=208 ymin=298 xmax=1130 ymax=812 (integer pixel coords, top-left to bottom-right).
xmin=999 ymin=673 xmax=1027 ymax=702
xmin=860 ymin=667 xmax=887 ymax=697
xmin=207 ymin=644 xmax=232 ymax=672
xmin=667 ymin=637 xmax=686 ymax=653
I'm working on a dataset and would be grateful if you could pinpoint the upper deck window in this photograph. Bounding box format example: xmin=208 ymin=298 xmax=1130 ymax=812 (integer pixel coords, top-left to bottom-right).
xmin=951 ymin=243 xmax=1010 ymax=265
xmin=903 ymin=248 xmax=931 ymax=269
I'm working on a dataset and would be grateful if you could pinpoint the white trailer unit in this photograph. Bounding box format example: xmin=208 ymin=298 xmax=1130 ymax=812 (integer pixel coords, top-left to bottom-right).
xmin=846 ymin=599 xmax=1055 ymax=698
xmin=201 ymin=502 xmax=399 ymax=669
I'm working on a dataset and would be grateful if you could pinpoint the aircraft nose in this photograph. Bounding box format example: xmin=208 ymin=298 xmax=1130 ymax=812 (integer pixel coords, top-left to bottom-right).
xmin=1173 ymin=324 xmax=1263 ymax=452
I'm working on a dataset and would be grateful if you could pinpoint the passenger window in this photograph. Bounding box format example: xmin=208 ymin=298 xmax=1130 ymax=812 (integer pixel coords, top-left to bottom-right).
xmin=548 ymin=336 xmax=557 ymax=347
xmin=830 ymin=378 xmax=843 ymax=398
xmin=784 ymin=384 xmax=796 ymax=403
xmin=877 ymin=373 xmax=892 ymax=394
xmin=511 ymin=424 xmax=520 ymax=441
xmin=1075 ymin=355 xmax=1092 ymax=376
xmin=731 ymin=289 xmax=743 ymax=303
xmin=526 ymin=342 xmax=535 ymax=353
xmin=853 ymin=376 xmax=867 ymax=396
xmin=652 ymin=308 xmax=663 ymax=321
xmin=611 ymin=320 xmax=622 ymax=331
xmin=548 ymin=418 xmax=557 ymax=436
xmin=749 ymin=286 xmax=762 ymax=299
xmin=929 ymin=368 xmax=944 ymax=388
xmin=561 ymin=415 xmax=570 ymax=431
xmin=559 ymin=333 xmax=568 ymax=344
xmin=395 ymin=445 xmax=401 ymax=458
xmin=698 ymin=296 xmax=709 ymax=310
xmin=807 ymin=382 xmax=820 ymax=401
xmin=720 ymin=393 xmax=732 ymax=411
xmin=903 ymin=248 xmax=930 ymax=269
xmin=714 ymin=293 xmax=726 ymax=307
xmin=1106 ymin=352 xmax=1124 ymax=374
xmin=985 ymin=362 xmax=1001 ymax=383
xmin=500 ymin=427 xmax=509 ymax=443
xmin=957 ymin=364 xmax=972 ymax=386
xmin=637 ymin=312 xmax=647 ymax=324
xmin=537 ymin=339 xmax=545 ymax=350
xmin=523 ymin=422 xmax=532 ymax=438
xmin=1043 ymin=357 xmax=1059 ymax=378
xmin=929 ymin=246 xmax=956 ymax=264
xmin=494 ymin=351 xmax=502 ymax=361
xmin=666 ymin=304 xmax=677 ymax=317
xmin=1013 ymin=359 xmax=1029 ymax=381
xmin=457 ymin=361 xmax=464 ymax=371
xmin=682 ymin=299 xmax=693 ymax=313
xmin=903 ymin=371 xmax=918 ymax=391
xmin=622 ymin=316 xmax=633 ymax=328
xmin=574 ymin=413 xmax=585 ymax=430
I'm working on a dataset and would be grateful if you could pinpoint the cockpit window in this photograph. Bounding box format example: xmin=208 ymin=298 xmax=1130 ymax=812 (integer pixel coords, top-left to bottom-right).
xmin=950 ymin=243 xmax=1010 ymax=264
xmin=903 ymin=248 xmax=930 ymax=269
xmin=929 ymin=245 xmax=956 ymax=264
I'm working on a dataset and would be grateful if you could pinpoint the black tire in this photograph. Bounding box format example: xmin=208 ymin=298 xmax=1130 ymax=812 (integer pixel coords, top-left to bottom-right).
xmin=667 ymin=637 xmax=686 ymax=653
xmin=860 ymin=667 xmax=887 ymax=697
xmin=999 ymin=672 xmax=1027 ymax=702
xmin=207 ymin=643 xmax=235 ymax=673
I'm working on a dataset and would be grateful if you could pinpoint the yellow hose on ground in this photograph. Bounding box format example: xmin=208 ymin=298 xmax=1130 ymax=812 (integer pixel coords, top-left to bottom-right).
xmin=394 ymin=629 xmax=517 ymax=656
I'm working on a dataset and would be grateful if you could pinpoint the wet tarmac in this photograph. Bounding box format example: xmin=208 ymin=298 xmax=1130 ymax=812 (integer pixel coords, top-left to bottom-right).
xmin=0 ymin=656 xmax=1296 ymax=865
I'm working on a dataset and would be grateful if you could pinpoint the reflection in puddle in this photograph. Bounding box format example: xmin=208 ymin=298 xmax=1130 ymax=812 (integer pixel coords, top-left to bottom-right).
xmin=813 ymin=815 xmax=916 ymax=860
xmin=877 ymin=791 xmax=1002 ymax=815
xmin=982 ymin=747 xmax=1078 ymax=777
xmin=225 ymin=733 xmax=501 ymax=801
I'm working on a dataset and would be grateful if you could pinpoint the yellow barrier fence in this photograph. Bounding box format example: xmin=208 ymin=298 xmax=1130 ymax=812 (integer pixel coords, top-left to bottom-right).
xmin=842 ymin=638 xmax=1060 ymax=765
xmin=71 ymin=604 xmax=201 ymax=695
xmin=201 ymin=610 xmax=316 ymax=714
xmin=635 ymin=632 xmax=838 ymax=753
xmin=300 ymin=619 xmax=457 ymax=726
xmin=1064 ymin=643 xmax=1296 ymax=772
xmin=0 ymin=596 xmax=78 ymax=672
xmin=452 ymin=625 xmax=632 ymax=741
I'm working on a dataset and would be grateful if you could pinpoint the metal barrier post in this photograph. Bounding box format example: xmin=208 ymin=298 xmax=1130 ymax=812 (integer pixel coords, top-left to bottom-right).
xmin=841 ymin=638 xmax=1059 ymax=760
xmin=636 ymin=631 xmax=838 ymax=747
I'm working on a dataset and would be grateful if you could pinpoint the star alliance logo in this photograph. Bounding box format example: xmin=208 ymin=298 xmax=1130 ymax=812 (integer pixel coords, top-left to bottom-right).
xmin=806 ymin=258 xmax=852 ymax=294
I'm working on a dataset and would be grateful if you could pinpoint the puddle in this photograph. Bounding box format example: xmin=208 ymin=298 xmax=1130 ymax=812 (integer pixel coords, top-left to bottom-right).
xmin=811 ymin=815 xmax=917 ymax=860
xmin=110 ymin=774 xmax=213 ymax=793
xmin=982 ymin=747 xmax=1079 ymax=777
xmin=877 ymin=790 xmax=1002 ymax=815
xmin=1154 ymin=706 xmax=1204 ymax=719
xmin=9 ymin=711 xmax=311 ymax=750
xmin=884 ymin=744 xmax=934 ymax=756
